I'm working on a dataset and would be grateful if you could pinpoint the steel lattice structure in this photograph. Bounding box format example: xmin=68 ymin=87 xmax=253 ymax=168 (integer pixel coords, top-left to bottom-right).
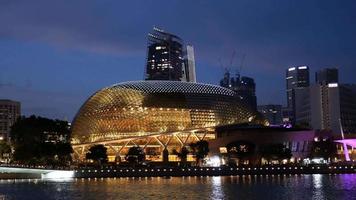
xmin=71 ymin=81 xmax=267 ymax=162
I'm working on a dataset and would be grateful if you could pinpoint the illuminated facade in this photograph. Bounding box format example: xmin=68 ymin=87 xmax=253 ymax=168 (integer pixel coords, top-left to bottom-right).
xmin=71 ymin=81 xmax=266 ymax=162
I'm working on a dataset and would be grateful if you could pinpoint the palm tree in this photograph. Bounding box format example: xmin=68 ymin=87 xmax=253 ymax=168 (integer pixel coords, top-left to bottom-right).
xmin=190 ymin=141 xmax=209 ymax=166
xmin=86 ymin=145 xmax=108 ymax=166
xmin=172 ymin=147 xmax=189 ymax=166
xmin=125 ymin=146 xmax=145 ymax=167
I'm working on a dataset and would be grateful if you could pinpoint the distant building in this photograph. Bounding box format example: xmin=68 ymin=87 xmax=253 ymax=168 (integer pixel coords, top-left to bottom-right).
xmin=293 ymin=68 xmax=356 ymax=135
xmin=184 ymin=45 xmax=196 ymax=83
xmin=294 ymin=82 xmax=356 ymax=136
xmin=315 ymin=68 xmax=338 ymax=84
xmin=286 ymin=66 xmax=310 ymax=123
xmin=258 ymin=105 xmax=283 ymax=125
xmin=0 ymin=99 xmax=21 ymax=141
xmin=220 ymin=70 xmax=257 ymax=111
xmin=282 ymin=107 xmax=293 ymax=124
xmin=145 ymin=27 xmax=196 ymax=82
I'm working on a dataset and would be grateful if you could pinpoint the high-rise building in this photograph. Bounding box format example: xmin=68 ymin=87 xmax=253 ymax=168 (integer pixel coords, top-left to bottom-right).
xmin=295 ymin=83 xmax=356 ymax=136
xmin=145 ymin=27 xmax=196 ymax=82
xmin=220 ymin=71 xmax=257 ymax=111
xmin=286 ymin=66 xmax=310 ymax=108
xmin=184 ymin=45 xmax=196 ymax=83
xmin=0 ymin=99 xmax=21 ymax=141
xmin=315 ymin=68 xmax=338 ymax=84
xmin=258 ymin=105 xmax=283 ymax=125
xmin=286 ymin=66 xmax=310 ymax=123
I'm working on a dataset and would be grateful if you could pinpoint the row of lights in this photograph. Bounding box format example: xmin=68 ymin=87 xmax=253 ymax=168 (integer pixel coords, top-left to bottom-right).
xmin=76 ymin=166 xmax=354 ymax=174
xmin=0 ymin=172 xmax=351 ymax=183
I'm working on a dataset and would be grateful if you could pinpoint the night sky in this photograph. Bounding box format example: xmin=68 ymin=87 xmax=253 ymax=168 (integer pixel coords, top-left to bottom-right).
xmin=1 ymin=0 xmax=355 ymax=121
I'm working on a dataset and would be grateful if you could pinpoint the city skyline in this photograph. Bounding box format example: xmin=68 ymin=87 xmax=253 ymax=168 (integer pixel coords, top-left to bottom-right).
xmin=1 ymin=0 xmax=356 ymax=120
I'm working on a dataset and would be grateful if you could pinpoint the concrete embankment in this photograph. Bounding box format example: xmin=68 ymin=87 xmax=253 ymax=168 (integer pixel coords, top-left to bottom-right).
xmin=0 ymin=167 xmax=74 ymax=179
xmin=74 ymin=165 xmax=356 ymax=178
xmin=0 ymin=173 xmax=41 ymax=179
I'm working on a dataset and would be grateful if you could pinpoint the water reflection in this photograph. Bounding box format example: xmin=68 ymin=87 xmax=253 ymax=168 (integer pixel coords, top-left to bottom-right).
xmin=312 ymin=174 xmax=325 ymax=199
xmin=210 ymin=176 xmax=224 ymax=199
xmin=0 ymin=175 xmax=355 ymax=199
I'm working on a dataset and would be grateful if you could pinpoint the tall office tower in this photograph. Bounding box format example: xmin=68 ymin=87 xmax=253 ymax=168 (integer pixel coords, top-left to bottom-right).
xmin=145 ymin=27 xmax=184 ymax=81
xmin=219 ymin=71 xmax=257 ymax=111
xmin=315 ymin=68 xmax=338 ymax=84
xmin=286 ymin=66 xmax=310 ymax=123
xmin=0 ymin=99 xmax=21 ymax=141
xmin=286 ymin=66 xmax=310 ymax=108
xmin=235 ymin=76 xmax=257 ymax=111
xmin=295 ymin=83 xmax=356 ymax=136
xmin=258 ymin=104 xmax=283 ymax=125
xmin=145 ymin=27 xmax=196 ymax=82
xmin=184 ymin=45 xmax=196 ymax=82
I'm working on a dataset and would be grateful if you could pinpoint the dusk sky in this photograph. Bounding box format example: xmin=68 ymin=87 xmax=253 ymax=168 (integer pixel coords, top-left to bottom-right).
xmin=1 ymin=0 xmax=355 ymax=121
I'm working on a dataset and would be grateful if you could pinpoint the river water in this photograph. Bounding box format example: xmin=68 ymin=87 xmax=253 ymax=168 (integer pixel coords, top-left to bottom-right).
xmin=0 ymin=174 xmax=355 ymax=199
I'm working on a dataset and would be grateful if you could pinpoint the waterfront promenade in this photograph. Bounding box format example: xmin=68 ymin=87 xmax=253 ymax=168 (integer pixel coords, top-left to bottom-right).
xmin=74 ymin=164 xmax=356 ymax=179
xmin=1 ymin=164 xmax=355 ymax=180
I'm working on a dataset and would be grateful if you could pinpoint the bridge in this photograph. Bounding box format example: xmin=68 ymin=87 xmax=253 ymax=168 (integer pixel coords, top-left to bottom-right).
xmin=0 ymin=167 xmax=74 ymax=180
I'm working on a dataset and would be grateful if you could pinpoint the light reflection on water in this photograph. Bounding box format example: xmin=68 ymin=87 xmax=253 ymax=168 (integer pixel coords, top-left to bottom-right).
xmin=0 ymin=174 xmax=355 ymax=200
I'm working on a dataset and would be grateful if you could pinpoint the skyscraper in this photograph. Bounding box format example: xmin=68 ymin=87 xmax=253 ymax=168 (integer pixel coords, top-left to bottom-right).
xmin=315 ymin=68 xmax=338 ymax=84
xmin=145 ymin=27 xmax=196 ymax=82
xmin=285 ymin=66 xmax=310 ymax=123
xmin=0 ymin=99 xmax=21 ymax=141
xmin=293 ymin=67 xmax=356 ymax=136
xmin=295 ymin=83 xmax=356 ymax=136
xmin=286 ymin=66 xmax=310 ymax=108
xmin=184 ymin=45 xmax=196 ymax=83
xmin=220 ymin=71 xmax=257 ymax=111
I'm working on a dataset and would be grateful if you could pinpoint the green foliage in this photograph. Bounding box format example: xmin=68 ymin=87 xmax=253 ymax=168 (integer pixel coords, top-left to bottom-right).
xmin=10 ymin=115 xmax=72 ymax=166
xmin=86 ymin=145 xmax=108 ymax=165
xmin=172 ymin=146 xmax=189 ymax=163
xmin=259 ymin=143 xmax=292 ymax=162
xmin=125 ymin=146 xmax=145 ymax=166
xmin=190 ymin=140 xmax=209 ymax=165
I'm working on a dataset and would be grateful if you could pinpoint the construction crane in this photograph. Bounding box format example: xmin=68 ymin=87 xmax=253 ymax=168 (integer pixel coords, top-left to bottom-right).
xmin=218 ymin=50 xmax=246 ymax=82
xmin=237 ymin=53 xmax=246 ymax=79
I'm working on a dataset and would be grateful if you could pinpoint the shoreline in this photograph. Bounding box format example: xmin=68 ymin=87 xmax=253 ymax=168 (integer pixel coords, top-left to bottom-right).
xmin=0 ymin=165 xmax=355 ymax=180
xmin=75 ymin=165 xmax=355 ymax=179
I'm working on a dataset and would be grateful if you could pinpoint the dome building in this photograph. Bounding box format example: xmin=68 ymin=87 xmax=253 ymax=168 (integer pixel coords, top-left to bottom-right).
xmin=71 ymin=81 xmax=266 ymax=162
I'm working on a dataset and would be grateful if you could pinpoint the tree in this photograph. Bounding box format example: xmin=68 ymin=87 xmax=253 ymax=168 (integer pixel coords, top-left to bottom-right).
xmin=190 ymin=140 xmax=209 ymax=166
xmin=259 ymin=143 xmax=292 ymax=164
xmin=86 ymin=145 xmax=108 ymax=165
xmin=125 ymin=146 xmax=145 ymax=166
xmin=10 ymin=115 xmax=72 ymax=166
xmin=226 ymin=140 xmax=255 ymax=165
xmin=172 ymin=146 xmax=189 ymax=166
xmin=56 ymin=142 xmax=73 ymax=165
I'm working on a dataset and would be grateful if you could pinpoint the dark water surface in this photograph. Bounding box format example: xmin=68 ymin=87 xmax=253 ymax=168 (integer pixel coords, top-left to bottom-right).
xmin=0 ymin=174 xmax=355 ymax=199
